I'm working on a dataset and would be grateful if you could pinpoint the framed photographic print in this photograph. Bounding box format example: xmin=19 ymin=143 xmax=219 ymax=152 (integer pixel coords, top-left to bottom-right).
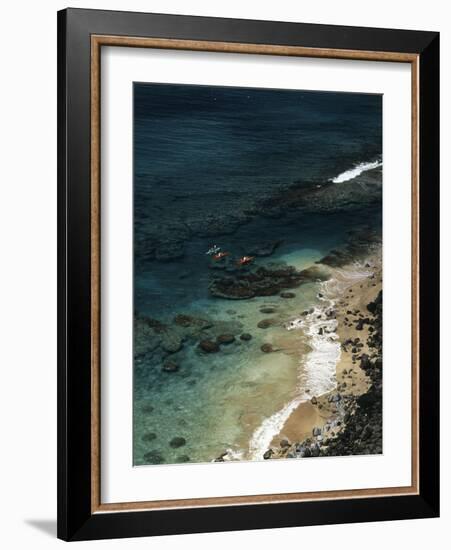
xmin=57 ymin=8 xmax=439 ymax=541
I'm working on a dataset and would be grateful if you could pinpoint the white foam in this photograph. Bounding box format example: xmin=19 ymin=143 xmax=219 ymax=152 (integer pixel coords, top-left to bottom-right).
xmin=248 ymin=394 xmax=305 ymax=460
xmin=213 ymin=448 xmax=245 ymax=462
xmin=331 ymin=160 xmax=382 ymax=183
xmin=248 ymin=290 xmax=341 ymax=460
xmin=294 ymin=303 xmax=340 ymax=399
xmin=247 ymin=262 xmax=378 ymax=460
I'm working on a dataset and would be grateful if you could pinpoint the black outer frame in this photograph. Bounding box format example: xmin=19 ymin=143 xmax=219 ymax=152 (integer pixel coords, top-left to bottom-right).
xmin=57 ymin=8 xmax=439 ymax=542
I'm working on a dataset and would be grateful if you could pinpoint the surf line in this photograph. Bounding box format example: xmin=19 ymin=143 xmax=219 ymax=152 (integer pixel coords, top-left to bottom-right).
xmin=248 ymin=289 xmax=341 ymax=460
xmin=331 ymin=160 xmax=382 ymax=183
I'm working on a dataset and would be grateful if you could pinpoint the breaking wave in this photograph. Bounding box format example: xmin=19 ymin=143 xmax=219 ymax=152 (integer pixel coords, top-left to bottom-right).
xmin=331 ymin=160 xmax=382 ymax=183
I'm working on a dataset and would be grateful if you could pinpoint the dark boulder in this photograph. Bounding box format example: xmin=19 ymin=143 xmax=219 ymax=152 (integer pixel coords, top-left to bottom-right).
xmin=160 ymin=330 xmax=183 ymax=353
xmin=280 ymin=292 xmax=296 ymax=299
xmin=198 ymin=340 xmax=220 ymax=353
xmin=360 ymin=354 xmax=371 ymax=370
xmin=329 ymin=393 xmax=342 ymax=403
xmin=217 ymin=333 xmax=236 ymax=345
xmin=143 ymin=450 xmax=164 ymax=464
xmin=174 ymin=313 xmax=212 ymax=329
xmin=310 ymin=444 xmax=320 ymax=457
xmin=260 ymin=343 xmax=274 ymax=353
xmin=162 ymin=361 xmax=179 ymax=373
xmin=209 ymin=264 xmax=307 ymax=300
xmin=142 ymin=432 xmax=157 ymax=442
xmin=175 ymin=455 xmax=191 ymax=463
xmin=169 ymin=436 xmax=187 ymax=448
xmin=361 ymin=425 xmax=373 ymax=440
xmin=302 ymin=447 xmax=312 ymax=458
xmin=257 ymin=319 xmax=276 ymax=329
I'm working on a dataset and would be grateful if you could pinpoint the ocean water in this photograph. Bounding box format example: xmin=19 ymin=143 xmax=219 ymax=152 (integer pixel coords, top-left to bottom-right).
xmin=133 ymin=83 xmax=382 ymax=466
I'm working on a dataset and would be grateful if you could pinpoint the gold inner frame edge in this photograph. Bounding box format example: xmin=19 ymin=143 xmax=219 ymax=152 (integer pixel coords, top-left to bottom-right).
xmin=90 ymin=35 xmax=420 ymax=514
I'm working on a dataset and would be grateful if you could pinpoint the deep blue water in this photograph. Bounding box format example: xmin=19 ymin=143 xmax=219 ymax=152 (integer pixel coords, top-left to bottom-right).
xmin=133 ymin=83 xmax=382 ymax=318
xmin=134 ymin=83 xmax=381 ymax=193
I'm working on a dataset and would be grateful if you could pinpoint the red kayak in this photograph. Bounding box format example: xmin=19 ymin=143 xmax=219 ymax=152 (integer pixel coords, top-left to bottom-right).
xmin=212 ymin=251 xmax=230 ymax=261
xmin=236 ymin=255 xmax=255 ymax=266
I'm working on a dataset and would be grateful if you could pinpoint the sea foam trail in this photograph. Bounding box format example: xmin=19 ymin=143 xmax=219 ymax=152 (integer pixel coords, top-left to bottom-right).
xmin=331 ymin=160 xmax=382 ymax=183
xmin=248 ymin=291 xmax=341 ymax=460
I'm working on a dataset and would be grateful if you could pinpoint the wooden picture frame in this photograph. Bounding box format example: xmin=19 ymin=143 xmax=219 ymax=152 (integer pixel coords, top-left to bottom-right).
xmin=57 ymin=8 xmax=439 ymax=541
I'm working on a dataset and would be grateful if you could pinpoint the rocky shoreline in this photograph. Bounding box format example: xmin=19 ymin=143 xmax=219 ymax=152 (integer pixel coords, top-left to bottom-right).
xmin=263 ymin=258 xmax=382 ymax=461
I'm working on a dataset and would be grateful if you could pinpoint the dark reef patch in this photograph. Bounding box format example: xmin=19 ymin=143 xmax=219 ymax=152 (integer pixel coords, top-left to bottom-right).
xmin=209 ymin=263 xmax=331 ymax=300
xmin=317 ymin=228 xmax=382 ymax=268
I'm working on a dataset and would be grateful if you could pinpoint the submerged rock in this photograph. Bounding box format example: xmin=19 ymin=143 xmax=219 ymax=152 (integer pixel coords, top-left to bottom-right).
xmin=260 ymin=307 xmax=276 ymax=314
xmin=175 ymin=454 xmax=191 ymax=463
xmin=317 ymin=229 xmax=382 ymax=268
xmin=209 ymin=283 xmax=255 ymax=300
xmin=257 ymin=318 xmax=276 ymax=329
xmin=134 ymin=315 xmax=163 ymax=357
xmin=260 ymin=343 xmax=274 ymax=353
xmin=169 ymin=436 xmax=187 ymax=448
xmin=209 ymin=263 xmax=306 ymax=300
xmin=207 ymin=319 xmax=243 ymax=338
xmin=162 ymin=360 xmax=179 ymax=373
xmin=160 ymin=330 xmax=183 ymax=353
xmin=280 ymin=292 xmax=296 ymax=299
xmin=143 ymin=450 xmax=164 ymax=464
xmin=217 ymin=334 xmax=236 ymax=345
xmin=198 ymin=339 xmax=220 ymax=353
xmin=142 ymin=432 xmax=157 ymax=442
xmin=173 ymin=314 xmax=212 ymax=330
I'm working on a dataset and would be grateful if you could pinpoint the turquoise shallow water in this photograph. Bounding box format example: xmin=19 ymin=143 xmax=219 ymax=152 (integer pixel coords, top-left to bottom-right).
xmin=133 ymin=210 xmax=383 ymax=466
xmin=133 ymin=248 xmax=323 ymax=466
